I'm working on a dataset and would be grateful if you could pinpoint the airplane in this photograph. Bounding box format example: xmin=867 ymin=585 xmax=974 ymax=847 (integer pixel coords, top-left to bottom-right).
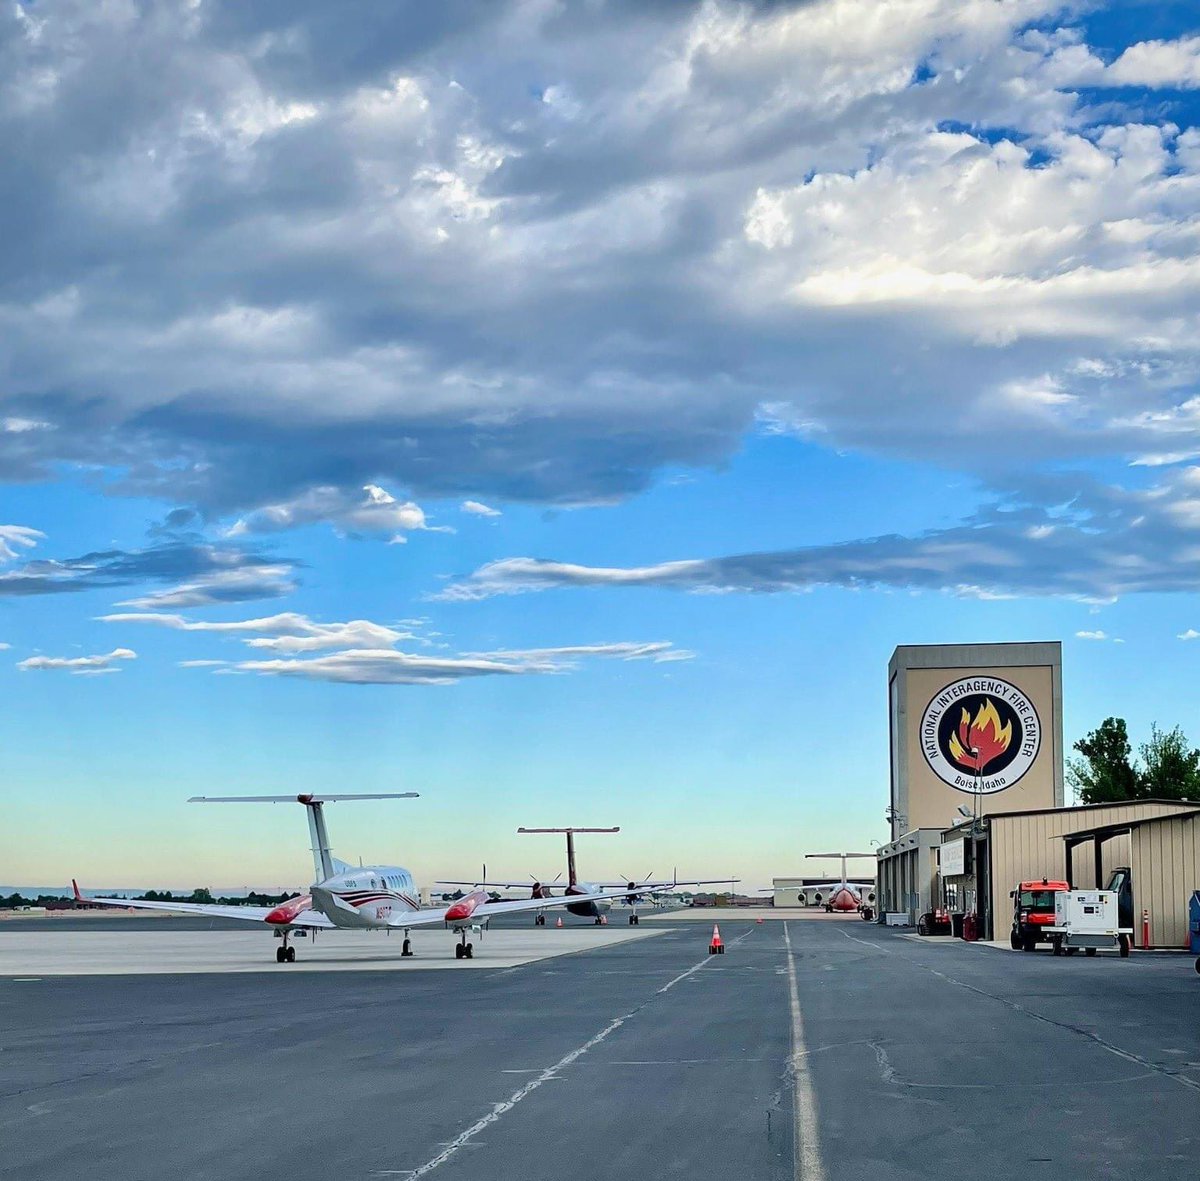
xmin=439 ymin=825 xmax=737 ymax=925
xmin=72 ymin=794 xmax=684 ymax=963
xmin=805 ymin=852 xmax=877 ymax=917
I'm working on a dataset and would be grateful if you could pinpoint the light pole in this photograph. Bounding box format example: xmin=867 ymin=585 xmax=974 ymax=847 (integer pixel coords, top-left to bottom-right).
xmin=971 ymin=746 xmax=984 ymax=935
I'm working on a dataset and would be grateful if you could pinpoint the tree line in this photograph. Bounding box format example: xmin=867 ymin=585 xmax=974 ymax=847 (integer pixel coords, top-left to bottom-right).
xmin=0 ymin=888 xmax=300 ymax=909
xmin=1069 ymin=718 xmax=1200 ymax=804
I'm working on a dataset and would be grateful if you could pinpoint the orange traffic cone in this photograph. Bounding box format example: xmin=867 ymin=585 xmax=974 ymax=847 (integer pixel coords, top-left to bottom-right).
xmin=555 ymin=916 xmax=563 ymax=928
xmin=756 ymin=916 xmax=764 ymax=924
xmin=709 ymin=924 xmax=724 ymax=955
xmin=600 ymin=915 xmax=608 ymax=926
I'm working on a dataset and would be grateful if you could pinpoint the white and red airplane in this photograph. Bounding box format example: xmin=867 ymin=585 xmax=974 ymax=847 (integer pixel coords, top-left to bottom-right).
xmin=439 ymin=825 xmax=736 ymax=926
xmin=73 ymin=794 xmax=679 ymax=963
xmin=805 ymin=852 xmax=876 ymax=916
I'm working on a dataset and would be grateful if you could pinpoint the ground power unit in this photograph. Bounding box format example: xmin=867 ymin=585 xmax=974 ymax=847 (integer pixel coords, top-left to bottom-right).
xmin=1045 ymin=889 xmax=1132 ymax=957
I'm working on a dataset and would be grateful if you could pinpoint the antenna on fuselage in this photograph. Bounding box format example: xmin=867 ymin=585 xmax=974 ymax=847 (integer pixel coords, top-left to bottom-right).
xmin=189 ymin=793 xmax=419 ymax=884
xmin=517 ymin=826 xmax=620 ymax=887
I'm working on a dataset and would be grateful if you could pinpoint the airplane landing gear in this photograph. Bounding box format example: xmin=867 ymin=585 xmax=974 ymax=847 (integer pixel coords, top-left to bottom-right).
xmin=628 ymin=913 xmax=640 ymax=925
xmin=401 ymin=936 xmax=413 ymax=958
xmin=535 ymin=913 xmax=546 ymax=926
xmin=454 ymin=930 xmax=475 ymax=960
xmin=275 ymin=933 xmax=297 ymax=963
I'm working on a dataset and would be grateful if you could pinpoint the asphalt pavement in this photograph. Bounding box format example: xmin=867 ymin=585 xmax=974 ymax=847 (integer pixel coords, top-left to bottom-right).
xmin=2 ymin=918 xmax=1198 ymax=1180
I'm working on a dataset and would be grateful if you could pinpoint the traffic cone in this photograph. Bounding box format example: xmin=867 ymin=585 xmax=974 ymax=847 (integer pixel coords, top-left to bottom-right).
xmin=555 ymin=916 xmax=563 ymax=928
xmin=709 ymin=924 xmax=724 ymax=955
xmin=600 ymin=915 xmax=608 ymax=926
xmin=756 ymin=917 xmax=764 ymax=924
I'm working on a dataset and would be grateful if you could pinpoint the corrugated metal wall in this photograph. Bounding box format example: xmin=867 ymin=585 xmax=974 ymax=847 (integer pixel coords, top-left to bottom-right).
xmin=1131 ymin=817 xmax=1200 ymax=948
xmin=988 ymin=802 xmax=1198 ymax=935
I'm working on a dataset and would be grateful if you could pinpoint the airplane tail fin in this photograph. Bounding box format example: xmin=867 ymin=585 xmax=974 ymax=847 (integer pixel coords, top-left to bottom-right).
xmin=189 ymin=793 xmax=418 ymax=883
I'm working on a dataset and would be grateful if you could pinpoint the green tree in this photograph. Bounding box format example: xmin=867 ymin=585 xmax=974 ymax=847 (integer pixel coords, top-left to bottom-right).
xmin=1068 ymin=717 xmax=1143 ymax=804
xmin=1139 ymin=724 xmax=1200 ymax=801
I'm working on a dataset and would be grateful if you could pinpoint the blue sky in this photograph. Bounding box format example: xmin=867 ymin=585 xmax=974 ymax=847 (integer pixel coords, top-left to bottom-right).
xmin=3 ymin=1 xmax=1200 ymax=888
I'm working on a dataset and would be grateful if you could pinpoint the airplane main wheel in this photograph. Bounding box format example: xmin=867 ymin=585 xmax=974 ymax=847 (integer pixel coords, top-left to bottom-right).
xmin=276 ymin=947 xmax=285 ymax=963
xmin=465 ymin=943 xmax=474 ymax=959
xmin=401 ymin=939 xmax=412 ymax=957
xmin=454 ymin=944 xmax=464 ymax=959
xmin=286 ymin=946 xmax=296 ymax=962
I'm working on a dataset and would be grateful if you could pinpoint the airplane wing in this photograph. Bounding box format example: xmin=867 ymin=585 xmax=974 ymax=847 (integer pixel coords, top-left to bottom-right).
xmin=391 ymin=885 xmax=673 ymax=929
xmin=596 ymin=878 xmax=739 ymax=889
xmin=71 ymin=881 xmax=333 ymax=928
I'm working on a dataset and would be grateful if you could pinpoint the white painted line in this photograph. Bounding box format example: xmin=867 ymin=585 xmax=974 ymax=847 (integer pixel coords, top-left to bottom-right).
xmin=385 ymin=927 xmax=758 ymax=1178
xmin=783 ymin=923 xmax=827 ymax=1181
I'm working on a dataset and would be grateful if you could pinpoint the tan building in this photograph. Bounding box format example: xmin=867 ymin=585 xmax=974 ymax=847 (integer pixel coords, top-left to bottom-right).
xmin=1052 ymin=807 xmax=1200 ymax=948
xmin=888 ymin=643 xmax=1064 ymax=840
xmin=938 ymin=799 xmax=1200 ymax=941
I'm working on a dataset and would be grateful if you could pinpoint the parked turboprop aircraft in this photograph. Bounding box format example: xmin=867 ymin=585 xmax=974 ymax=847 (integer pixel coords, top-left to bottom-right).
xmin=439 ymin=825 xmax=737 ymax=925
xmin=805 ymin=852 xmax=877 ymax=915
xmin=73 ymin=795 xmax=677 ymax=963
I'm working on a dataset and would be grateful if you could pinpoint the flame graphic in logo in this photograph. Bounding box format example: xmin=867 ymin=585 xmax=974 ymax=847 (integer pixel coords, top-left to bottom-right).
xmin=948 ymin=698 xmax=1013 ymax=772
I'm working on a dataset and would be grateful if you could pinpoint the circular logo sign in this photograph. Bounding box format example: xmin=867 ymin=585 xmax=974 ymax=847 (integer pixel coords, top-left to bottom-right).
xmin=919 ymin=676 xmax=1041 ymax=794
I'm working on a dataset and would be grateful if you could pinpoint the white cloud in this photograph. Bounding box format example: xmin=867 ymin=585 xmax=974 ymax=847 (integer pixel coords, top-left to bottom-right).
xmin=0 ymin=642 xmax=10 ymax=650
xmin=226 ymin=485 xmax=440 ymax=543
xmin=18 ymin=647 xmax=136 ymax=673
xmin=0 ymin=525 xmax=44 ymax=562
xmin=1178 ymin=629 xmax=1200 ymax=641
xmin=100 ymin=611 xmax=416 ymax=653
xmin=1102 ymin=36 xmax=1200 ymax=89
xmin=101 ymin=607 xmax=689 ymax=685
xmin=1075 ymin=630 xmax=1109 ymax=641
xmin=236 ymin=639 xmax=691 ymax=685
xmin=461 ymin=500 xmax=501 ymax=518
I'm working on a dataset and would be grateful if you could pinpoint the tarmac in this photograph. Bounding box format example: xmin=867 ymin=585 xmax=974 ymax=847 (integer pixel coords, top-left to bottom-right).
xmin=3 ymin=915 xmax=1199 ymax=1180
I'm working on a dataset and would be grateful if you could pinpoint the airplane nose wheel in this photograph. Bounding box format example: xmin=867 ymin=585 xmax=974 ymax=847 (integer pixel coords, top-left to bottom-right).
xmin=275 ymin=936 xmax=297 ymax=963
xmin=535 ymin=914 xmax=545 ymax=927
xmin=454 ymin=932 xmax=475 ymax=960
xmin=628 ymin=914 xmax=640 ymax=925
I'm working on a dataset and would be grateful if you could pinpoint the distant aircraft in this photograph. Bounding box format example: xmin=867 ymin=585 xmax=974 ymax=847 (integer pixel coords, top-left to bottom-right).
xmin=73 ymin=795 xmax=673 ymax=963
xmin=805 ymin=852 xmax=876 ymax=916
xmin=439 ymin=825 xmax=736 ymax=925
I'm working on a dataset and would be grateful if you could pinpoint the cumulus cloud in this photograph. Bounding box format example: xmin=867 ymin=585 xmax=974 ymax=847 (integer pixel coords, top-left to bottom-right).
xmin=18 ymin=647 xmax=136 ymax=674
xmin=1178 ymin=629 xmax=1200 ymax=641
xmin=1075 ymin=630 xmax=1122 ymax=642
xmin=461 ymin=500 xmax=501 ymax=518
xmin=0 ymin=0 xmax=1197 ymax=528
xmin=227 ymin=485 xmax=443 ymax=542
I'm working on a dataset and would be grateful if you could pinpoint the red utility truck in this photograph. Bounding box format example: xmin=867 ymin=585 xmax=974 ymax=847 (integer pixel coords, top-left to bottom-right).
xmin=1009 ymin=878 xmax=1069 ymax=951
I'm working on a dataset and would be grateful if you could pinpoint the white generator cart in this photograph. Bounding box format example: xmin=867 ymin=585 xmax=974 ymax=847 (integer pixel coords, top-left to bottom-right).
xmin=1045 ymin=890 xmax=1132 ymax=958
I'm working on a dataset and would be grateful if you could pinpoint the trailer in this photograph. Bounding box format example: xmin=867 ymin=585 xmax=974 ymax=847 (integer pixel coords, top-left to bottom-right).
xmin=1045 ymin=889 xmax=1132 ymax=958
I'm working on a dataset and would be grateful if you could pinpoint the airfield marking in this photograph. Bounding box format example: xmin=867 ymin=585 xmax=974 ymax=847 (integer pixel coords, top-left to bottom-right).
xmin=383 ymin=928 xmax=755 ymax=1178
xmin=783 ymin=923 xmax=827 ymax=1181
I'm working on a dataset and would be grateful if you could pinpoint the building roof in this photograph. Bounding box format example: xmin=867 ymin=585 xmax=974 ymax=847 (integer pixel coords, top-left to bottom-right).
xmin=983 ymin=798 xmax=1200 ymax=821
xmin=1052 ymin=808 xmax=1200 ymax=842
